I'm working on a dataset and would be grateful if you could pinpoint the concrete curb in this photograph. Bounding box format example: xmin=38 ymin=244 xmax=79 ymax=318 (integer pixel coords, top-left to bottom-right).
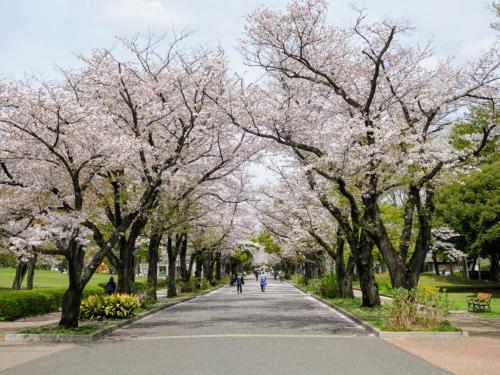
xmin=289 ymin=282 xmax=469 ymax=339
xmin=5 ymin=285 xmax=225 ymax=344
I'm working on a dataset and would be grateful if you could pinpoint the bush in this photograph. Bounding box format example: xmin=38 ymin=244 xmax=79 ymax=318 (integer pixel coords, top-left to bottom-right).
xmin=178 ymin=278 xmax=198 ymax=293
xmin=304 ymin=275 xmax=339 ymax=298
xmin=80 ymin=293 xmax=140 ymax=320
xmin=0 ymin=285 xmax=103 ymax=321
xmin=317 ymin=275 xmax=339 ymax=298
xmin=290 ymin=274 xmax=305 ymax=286
xmin=383 ymin=286 xmax=451 ymax=330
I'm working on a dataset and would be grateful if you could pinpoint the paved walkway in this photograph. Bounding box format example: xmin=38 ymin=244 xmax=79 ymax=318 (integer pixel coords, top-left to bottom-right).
xmin=1 ymin=279 xmax=450 ymax=375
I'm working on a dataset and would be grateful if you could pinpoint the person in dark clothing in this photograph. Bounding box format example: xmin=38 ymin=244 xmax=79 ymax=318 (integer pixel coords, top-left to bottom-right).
xmin=106 ymin=276 xmax=116 ymax=295
xmin=230 ymin=274 xmax=237 ymax=286
xmin=235 ymin=274 xmax=245 ymax=294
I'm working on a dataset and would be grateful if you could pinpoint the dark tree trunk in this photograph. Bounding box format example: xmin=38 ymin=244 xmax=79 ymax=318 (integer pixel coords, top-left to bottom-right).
xmin=117 ymin=236 xmax=136 ymax=294
xmin=147 ymin=231 xmax=162 ymax=301
xmin=187 ymin=254 xmax=196 ymax=282
xmin=490 ymin=252 xmax=499 ymax=283
xmin=179 ymin=234 xmax=189 ymax=282
xmin=166 ymin=236 xmax=178 ymax=298
xmin=334 ymin=234 xmax=355 ymax=298
xmin=354 ymin=238 xmax=380 ymax=307
xmin=59 ymin=242 xmax=85 ymax=328
xmin=372 ymin=185 xmax=434 ymax=291
xmin=432 ymin=251 xmax=440 ymax=276
xmin=215 ymin=252 xmax=222 ymax=281
xmin=12 ymin=259 xmax=28 ymax=290
xmin=26 ymin=253 xmax=37 ymax=290
xmin=194 ymin=252 xmax=202 ymax=278
xmin=203 ymin=256 xmax=215 ymax=284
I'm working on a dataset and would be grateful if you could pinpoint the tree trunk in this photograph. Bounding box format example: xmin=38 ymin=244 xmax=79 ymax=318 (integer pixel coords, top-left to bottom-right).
xmin=59 ymin=242 xmax=85 ymax=328
xmin=187 ymin=254 xmax=196 ymax=282
xmin=432 ymin=251 xmax=440 ymax=276
xmin=166 ymin=236 xmax=177 ymax=298
xmin=215 ymin=252 xmax=222 ymax=280
xmin=26 ymin=253 xmax=37 ymax=290
xmin=334 ymin=234 xmax=355 ymax=298
xmin=12 ymin=259 xmax=28 ymax=290
xmin=194 ymin=252 xmax=202 ymax=278
xmin=463 ymin=257 xmax=470 ymax=279
xmin=179 ymin=234 xmax=189 ymax=282
xmin=490 ymin=252 xmax=499 ymax=283
xmin=147 ymin=231 xmax=162 ymax=301
xmin=355 ymin=238 xmax=380 ymax=307
xmin=117 ymin=236 xmax=136 ymax=294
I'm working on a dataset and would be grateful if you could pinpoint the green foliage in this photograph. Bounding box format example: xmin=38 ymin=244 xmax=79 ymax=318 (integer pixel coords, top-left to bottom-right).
xmin=382 ymin=286 xmax=451 ymax=330
xmin=177 ymin=278 xmax=198 ymax=292
xmin=80 ymin=293 xmax=140 ymax=320
xmin=304 ymin=275 xmax=339 ymax=298
xmin=290 ymin=273 xmax=305 ymax=286
xmin=252 ymin=230 xmax=282 ymax=254
xmin=0 ymin=253 xmax=16 ymax=268
xmin=435 ymin=158 xmax=500 ymax=257
xmin=0 ymin=286 xmax=103 ymax=321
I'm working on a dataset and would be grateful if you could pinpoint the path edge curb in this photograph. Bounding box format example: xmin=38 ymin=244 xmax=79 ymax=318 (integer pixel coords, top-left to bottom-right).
xmin=5 ymin=285 xmax=225 ymax=344
xmin=289 ymin=282 xmax=469 ymax=339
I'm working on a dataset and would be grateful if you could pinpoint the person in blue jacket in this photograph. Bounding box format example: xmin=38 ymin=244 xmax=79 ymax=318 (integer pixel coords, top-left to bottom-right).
xmin=259 ymin=272 xmax=267 ymax=292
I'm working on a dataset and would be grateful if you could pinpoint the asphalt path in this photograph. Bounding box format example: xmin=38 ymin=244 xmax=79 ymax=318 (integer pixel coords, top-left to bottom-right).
xmin=0 ymin=278 xmax=450 ymax=375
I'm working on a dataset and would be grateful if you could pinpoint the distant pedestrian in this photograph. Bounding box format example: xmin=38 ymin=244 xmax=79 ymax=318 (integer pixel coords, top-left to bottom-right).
xmin=105 ymin=277 xmax=116 ymax=295
xmin=259 ymin=272 xmax=267 ymax=292
xmin=254 ymin=269 xmax=259 ymax=281
xmin=235 ymin=274 xmax=245 ymax=294
xmin=278 ymin=270 xmax=284 ymax=282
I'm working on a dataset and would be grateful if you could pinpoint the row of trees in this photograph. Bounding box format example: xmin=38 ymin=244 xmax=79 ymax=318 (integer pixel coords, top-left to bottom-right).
xmin=237 ymin=0 xmax=499 ymax=306
xmin=0 ymin=0 xmax=498 ymax=328
xmin=0 ymin=35 xmax=258 ymax=327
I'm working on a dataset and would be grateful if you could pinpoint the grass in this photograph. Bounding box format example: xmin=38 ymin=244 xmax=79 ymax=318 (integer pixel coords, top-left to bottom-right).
xmin=20 ymin=323 xmax=104 ymax=335
xmin=353 ymin=273 xmax=500 ymax=318
xmin=0 ymin=268 xmax=146 ymax=291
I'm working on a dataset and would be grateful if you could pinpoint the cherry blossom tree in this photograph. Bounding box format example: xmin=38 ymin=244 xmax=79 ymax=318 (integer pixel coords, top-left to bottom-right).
xmin=215 ymin=0 xmax=499 ymax=305
xmin=0 ymin=76 xmax=131 ymax=326
xmin=255 ymin=165 xmax=355 ymax=296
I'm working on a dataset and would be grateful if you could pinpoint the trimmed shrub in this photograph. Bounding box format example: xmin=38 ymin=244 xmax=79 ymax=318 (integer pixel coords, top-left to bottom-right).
xmin=80 ymin=293 xmax=140 ymax=320
xmin=383 ymin=286 xmax=451 ymax=330
xmin=0 ymin=285 xmax=103 ymax=321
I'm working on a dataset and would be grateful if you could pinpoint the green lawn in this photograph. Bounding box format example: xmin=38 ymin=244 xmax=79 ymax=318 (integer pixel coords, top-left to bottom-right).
xmin=0 ymin=268 xmax=146 ymax=291
xmin=354 ymin=273 xmax=500 ymax=317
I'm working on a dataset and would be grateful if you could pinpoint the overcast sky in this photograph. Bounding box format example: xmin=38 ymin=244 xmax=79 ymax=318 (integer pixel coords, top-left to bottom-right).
xmin=1 ymin=0 xmax=497 ymax=79
xmin=1 ymin=0 xmax=497 ymax=184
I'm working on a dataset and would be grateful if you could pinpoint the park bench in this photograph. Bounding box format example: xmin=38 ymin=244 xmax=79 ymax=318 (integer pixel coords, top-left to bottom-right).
xmin=467 ymin=293 xmax=492 ymax=312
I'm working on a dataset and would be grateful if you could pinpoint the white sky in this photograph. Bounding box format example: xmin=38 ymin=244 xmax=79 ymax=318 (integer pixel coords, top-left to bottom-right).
xmin=1 ymin=0 xmax=497 ymax=184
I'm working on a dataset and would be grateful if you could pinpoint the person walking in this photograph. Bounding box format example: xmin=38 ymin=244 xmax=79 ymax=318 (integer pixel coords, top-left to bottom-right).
xmin=259 ymin=272 xmax=267 ymax=292
xmin=235 ymin=274 xmax=245 ymax=294
xmin=105 ymin=276 xmax=116 ymax=295
xmin=254 ymin=269 xmax=259 ymax=281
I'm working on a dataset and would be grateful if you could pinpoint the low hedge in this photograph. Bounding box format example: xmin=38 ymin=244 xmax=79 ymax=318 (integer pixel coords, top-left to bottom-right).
xmin=0 ymin=285 xmax=104 ymax=321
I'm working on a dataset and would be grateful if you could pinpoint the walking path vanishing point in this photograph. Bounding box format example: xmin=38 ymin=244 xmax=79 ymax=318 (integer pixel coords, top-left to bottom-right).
xmin=1 ymin=278 xmax=450 ymax=375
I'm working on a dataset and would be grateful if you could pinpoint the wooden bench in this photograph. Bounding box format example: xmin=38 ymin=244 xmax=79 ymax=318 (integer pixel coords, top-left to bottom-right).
xmin=467 ymin=293 xmax=492 ymax=312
